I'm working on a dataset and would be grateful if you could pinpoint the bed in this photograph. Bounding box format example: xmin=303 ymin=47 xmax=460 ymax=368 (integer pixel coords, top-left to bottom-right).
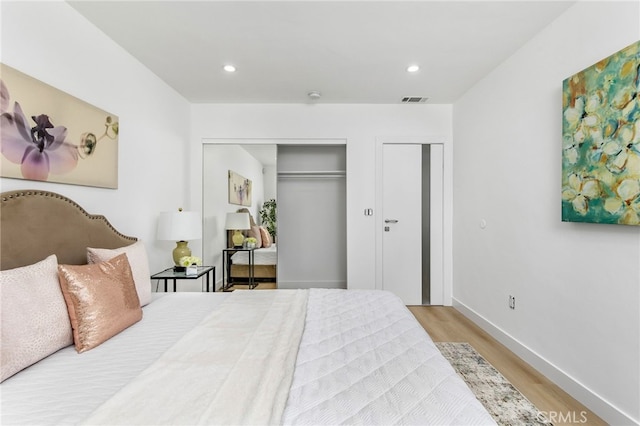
xmin=228 ymin=208 xmax=277 ymax=285
xmin=0 ymin=189 xmax=496 ymax=425
xmin=229 ymin=244 xmax=277 ymax=281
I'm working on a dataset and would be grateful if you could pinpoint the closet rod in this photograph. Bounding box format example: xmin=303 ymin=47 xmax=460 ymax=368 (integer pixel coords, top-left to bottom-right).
xmin=278 ymin=170 xmax=346 ymax=179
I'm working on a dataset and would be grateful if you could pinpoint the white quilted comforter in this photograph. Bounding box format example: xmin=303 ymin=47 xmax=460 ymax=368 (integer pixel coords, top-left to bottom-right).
xmin=1 ymin=290 xmax=494 ymax=425
xmin=283 ymin=289 xmax=496 ymax=425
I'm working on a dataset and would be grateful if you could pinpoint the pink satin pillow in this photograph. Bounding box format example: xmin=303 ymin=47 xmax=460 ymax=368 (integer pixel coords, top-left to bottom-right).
xmin=259 ymin=227 xmax=272 ymax=248
xmin=58 ymin=253 xmax=142 ymax=353
xmin=247 ymin=225 xmax=262 ymax=248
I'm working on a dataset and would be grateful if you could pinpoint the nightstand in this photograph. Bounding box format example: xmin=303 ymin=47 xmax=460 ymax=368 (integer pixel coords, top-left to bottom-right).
xmin=222 ymin=248 xmax=255 ymax=291
xmin=151 ymin=266 xmax=216 ymax=292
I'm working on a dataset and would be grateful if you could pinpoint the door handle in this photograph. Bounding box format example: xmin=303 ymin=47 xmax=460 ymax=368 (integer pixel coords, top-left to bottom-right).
xmin=384 ymin=219 xmax=398 ymax=223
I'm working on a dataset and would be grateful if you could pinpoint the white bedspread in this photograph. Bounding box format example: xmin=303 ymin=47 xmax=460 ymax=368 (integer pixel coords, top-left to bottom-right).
xmin=282 ymin=289 xmax=496 ymax=425
xmin=2 ymin=289 xmax=494 ymax=426
xmin=231 ymin=244 xmax=278 ymax=265
xmin=85 ymin=289 xmax=308 ymax=425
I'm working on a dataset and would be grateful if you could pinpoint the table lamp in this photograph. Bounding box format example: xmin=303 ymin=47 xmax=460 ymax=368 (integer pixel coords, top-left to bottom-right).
xmin=157 ymin=208 xmax=202 ymax=269
xmin=225 ymin=212 xmax=250 ymax=247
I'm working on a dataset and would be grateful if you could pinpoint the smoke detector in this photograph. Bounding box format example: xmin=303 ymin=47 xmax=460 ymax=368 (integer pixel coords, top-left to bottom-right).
xmin=308 ymin=91 xmax=321 ymax=100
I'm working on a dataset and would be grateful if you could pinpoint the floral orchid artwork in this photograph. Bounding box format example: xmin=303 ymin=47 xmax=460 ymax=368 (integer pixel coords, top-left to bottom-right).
xmin=0 ymin=64 xmax=119 ymax=188
xmin=1 ymin=100 xmax=77 ymax=181
xmin=562 ymin=40 xmax=639 ymax=226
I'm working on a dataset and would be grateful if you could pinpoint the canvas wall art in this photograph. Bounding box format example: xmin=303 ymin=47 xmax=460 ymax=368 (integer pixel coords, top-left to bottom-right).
xmin=0 ymin=64 xmax=118 ymax=188
xmin=562 ymin=40 xmax=639 ymax=226
xmin=228 ymin=170 xmax=252 ymax=206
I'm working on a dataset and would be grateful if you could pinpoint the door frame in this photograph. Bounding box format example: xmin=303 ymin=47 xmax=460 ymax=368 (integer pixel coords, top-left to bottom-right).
xmin=375 ymin=136 xmax=452 ymax=306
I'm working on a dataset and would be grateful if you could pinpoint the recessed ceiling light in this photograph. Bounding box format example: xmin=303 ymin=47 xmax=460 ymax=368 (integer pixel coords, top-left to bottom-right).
xmin=407 ymin=65 xmax=420 ymax=73
xmin=223 ymin=64 xmax=236 ymax=73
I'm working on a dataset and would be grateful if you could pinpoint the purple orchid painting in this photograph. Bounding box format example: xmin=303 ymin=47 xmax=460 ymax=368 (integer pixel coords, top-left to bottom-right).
xmin=1 ymin=96 xmax=78 ymax=181
xmin=0 ymin=64 xmax=119 ymax=188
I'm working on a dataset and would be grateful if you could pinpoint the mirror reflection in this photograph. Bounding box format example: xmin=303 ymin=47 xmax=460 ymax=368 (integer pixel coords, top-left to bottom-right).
xmin=202 ymin=144 xmax=277 ymax=290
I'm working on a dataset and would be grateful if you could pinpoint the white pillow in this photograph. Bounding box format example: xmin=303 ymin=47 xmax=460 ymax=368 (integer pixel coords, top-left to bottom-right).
xmin=87 ymin=241 xmax=152 ymax=306
xmin=0 ymin=255 xmax=73 ymax=382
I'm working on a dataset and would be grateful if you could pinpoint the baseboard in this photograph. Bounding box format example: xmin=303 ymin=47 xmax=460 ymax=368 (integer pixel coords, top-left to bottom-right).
xmin=452 ymin=298 xmax=638 ymax=426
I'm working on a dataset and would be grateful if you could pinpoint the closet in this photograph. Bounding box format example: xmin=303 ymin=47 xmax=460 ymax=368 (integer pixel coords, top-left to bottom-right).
xmin=202 ymin=143 xmax=346 ymax=290
xmin=277 ymin=145 xmax=347 ymax=289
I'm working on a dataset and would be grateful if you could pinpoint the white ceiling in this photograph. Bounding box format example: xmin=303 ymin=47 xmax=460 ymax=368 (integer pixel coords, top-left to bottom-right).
xmin=69 ymin=1 xmax=575 ymax=104
xmin=241 ymin=145 xmax=277 ymax=167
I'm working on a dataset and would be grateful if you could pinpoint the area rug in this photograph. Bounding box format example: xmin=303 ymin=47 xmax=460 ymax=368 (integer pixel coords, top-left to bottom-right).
xmin=435 ymin=342 xmax=552 ymax=426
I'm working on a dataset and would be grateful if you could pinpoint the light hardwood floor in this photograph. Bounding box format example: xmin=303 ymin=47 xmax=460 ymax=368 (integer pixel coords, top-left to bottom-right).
xmin=408 ymin=306 xmax=607 ymax=426
xmin=225 ymin=282 xmax=277 ymax=290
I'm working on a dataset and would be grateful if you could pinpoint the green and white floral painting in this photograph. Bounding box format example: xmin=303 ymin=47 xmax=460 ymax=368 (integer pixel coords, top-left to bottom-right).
xmin=562 ymin=40 xmax=640 ymax=226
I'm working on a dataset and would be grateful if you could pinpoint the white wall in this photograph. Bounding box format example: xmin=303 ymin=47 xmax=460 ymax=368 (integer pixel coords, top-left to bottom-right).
xmin=202 ymin=144 xmax=265 ymax=289
xmin=263 ymin=165 xmax=277 ymax=202
xmin=452 ymin=2 xmax=640 ymax=424
xmin=190 ymin=104 xmax=453 ymax=291
xmin=0 ymin=2 xmax=191 ymax=281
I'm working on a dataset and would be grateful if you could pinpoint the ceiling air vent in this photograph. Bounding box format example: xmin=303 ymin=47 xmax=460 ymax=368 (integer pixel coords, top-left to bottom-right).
xmin=401 ymin=96 xmax=428 ymax=103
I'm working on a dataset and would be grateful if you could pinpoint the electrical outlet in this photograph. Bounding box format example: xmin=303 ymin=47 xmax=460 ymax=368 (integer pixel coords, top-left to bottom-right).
xmin=508 ymin=295 xmax=516 ymax=310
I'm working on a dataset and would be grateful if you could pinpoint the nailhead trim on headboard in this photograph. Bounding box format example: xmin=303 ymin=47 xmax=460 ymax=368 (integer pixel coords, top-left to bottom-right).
xmin=1 ymin=189 xmax=137 ymax=270
xmin=1 ymin=190 xmax=137 ymax=243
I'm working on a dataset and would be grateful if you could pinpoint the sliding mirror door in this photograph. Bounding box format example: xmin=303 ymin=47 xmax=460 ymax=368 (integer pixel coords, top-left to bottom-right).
xmin=202 ymin=144 xmax=277 ymax=290
xmin=202 ymin=142 xmax=346 ymax=291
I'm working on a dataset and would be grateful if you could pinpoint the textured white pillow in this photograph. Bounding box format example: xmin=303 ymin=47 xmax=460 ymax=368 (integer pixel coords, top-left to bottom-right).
xmin=0 ymin=255 xmax=73 ymax=382
xmin=87 ymin=241 xmax=152 ymax=306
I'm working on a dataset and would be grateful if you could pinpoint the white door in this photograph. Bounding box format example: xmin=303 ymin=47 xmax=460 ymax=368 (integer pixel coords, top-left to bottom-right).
xmin=382 ymin=144 xmax=422 ymax=305
xmin=382 ymin=143 xmax=444 ymax=306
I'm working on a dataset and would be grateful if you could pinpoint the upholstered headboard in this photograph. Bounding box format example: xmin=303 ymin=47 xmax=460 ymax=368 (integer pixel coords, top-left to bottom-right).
xmin=1 ymin=190 xmax=137 ymax=271
xmin=236 ymin=208 xmax=257 ymax=227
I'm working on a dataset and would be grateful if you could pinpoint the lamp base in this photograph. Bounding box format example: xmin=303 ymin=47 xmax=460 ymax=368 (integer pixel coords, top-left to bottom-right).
xmin=231 ymin=230 xmax=245 ymax=248
xmin=172 ymin=241 xmax=191 ymax=266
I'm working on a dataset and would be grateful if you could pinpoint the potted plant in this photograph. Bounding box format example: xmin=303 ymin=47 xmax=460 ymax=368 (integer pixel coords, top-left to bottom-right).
xmin=245 ymin=237 xmax=257 ymax=249
xmin=259 ymin=199 xmax=277 ymax=240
